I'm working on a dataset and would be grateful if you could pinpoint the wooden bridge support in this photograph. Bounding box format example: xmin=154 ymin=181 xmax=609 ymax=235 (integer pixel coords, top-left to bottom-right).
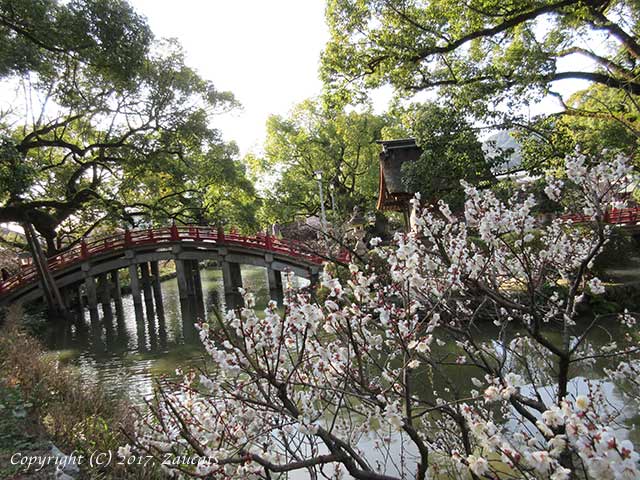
xmin=110 ymin=270 xmax=125 ymax=323
xmin=192 ymin=261 xmax=205 ymax=319
xmin=97 ymin=273 xmax=113 ymax=321
xmin=266 ymin=266 xmax=284 ymax=306
xmin=60 ymin=287 xmax=71 ymax=311
xmin=176 ymin=258 xmax=205 ymax=324
xmin=150 ymin=261 xmax=165 ymax=321
xmin=139 ymin=263 xmax=155 ymax=322
xmin=222 ymin=260 xmax=243 ymax=309
xmin=127 ymin=260 xmax=144 ymax=319
xmin=127 ymin=259 xmax=147 ymax=350
xmin=150 ymin=261 xmax=167 ymax=347
xmin=140 ymin=262 xmax=157 ymax=348
xmin=82 ymin=266 xmax=100 ymax=330
xmin=98 ymin=273 xmax=115 ymax=344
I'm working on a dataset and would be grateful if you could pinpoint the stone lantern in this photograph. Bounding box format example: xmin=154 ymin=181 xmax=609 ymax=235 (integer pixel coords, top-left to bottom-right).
xmin=348 ymin=206 xmax=368 ymax=256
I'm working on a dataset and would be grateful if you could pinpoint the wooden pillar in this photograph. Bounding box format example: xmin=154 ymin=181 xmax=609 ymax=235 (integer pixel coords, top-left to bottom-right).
xmin=77 ymin=284 xmax=85 ymax=310
xmin=175 ymin=259 xmax=189 ymax=301
xmin=111 ymin=270 xmax=124 ymax=310
xmin=110 ymin=269 xmax=125 ymax=331
xmin=140 ymin=262 xmax=157 ymax=349
xmin=266 ymin=266 xmax=284 ymax=306
xmin=98 ymin=273 xmax=115 ymax=344
xmin=129 ymin=262 xmax=146 ymax=351
xmin=140 ymin=262 xmax=155 ymax=320
xmin=150 ymin=261 xmax=166 ymax=320
xmin=84 ymin=274 xmax=99 ymax=330
xmin=175 ymin=258 xmax=196 ymax=326
xmin=190 ymin=260 xmax=205 ymax=320
xmin=151 ymin=261 xmax=167 ymax=348
xmin=222 ymin=260 xmax=243 ymax=309
xmin=98 ymin=273 xmax=113 ymax=318
xmin=128 ymin=262 xmax=145 ymax=323
xmin=60 ymin=286 xmax=72 ymax=310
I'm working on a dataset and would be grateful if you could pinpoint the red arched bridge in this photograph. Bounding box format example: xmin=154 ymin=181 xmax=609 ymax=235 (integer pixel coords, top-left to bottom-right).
xmin=560 ymin=206 xmax=640 ymax=226
xmin=0 ymin=226 xmax=328 ymax=322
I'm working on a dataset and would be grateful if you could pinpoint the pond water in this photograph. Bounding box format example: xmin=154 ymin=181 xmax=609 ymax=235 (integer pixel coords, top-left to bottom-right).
xmin=41 ymin=265 xmax=282 ymax=402
xmin=39 ymin=266 xmax=639 ymax=451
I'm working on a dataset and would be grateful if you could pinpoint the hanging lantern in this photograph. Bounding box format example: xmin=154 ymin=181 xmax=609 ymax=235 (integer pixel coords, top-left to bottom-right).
xmin=376 ymin=138 xmax=421 ymax=211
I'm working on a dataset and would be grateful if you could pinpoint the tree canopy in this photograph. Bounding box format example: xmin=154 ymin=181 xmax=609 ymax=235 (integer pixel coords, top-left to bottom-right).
xmin=322 ymin=0 xmax=640 ymax=123
xmin=0 ymin=0 xmax=151 ymax=82
xmin=0 ymin=0 xmax=258 ymax=254
xmin=249 ymin=99 xmax=386 ymax=225
xmin=384 ymin=102 xmax=499 ymax=210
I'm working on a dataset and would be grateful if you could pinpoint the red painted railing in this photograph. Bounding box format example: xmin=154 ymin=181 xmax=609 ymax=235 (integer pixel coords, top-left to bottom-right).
xmin=561 ymin=206 xmax=640 ymax=225
xmin=0 ymin=226 xmax=325 ymax=297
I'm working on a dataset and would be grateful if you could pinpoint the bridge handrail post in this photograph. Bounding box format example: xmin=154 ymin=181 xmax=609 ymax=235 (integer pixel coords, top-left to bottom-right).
xmin=265 ymin=232 xmax=272 ymax=250
xmin=124 ymin=228 xmax=132 ymax=246
xmin=148 ymin=228 xmax=154 ymax=241
xmin=217 ymin=226 xmax=225 ymax=243
xmin=80 ymin=239 xmax=89 ymax=259
xmin=170 ymin=223 xmax=180 ymax=241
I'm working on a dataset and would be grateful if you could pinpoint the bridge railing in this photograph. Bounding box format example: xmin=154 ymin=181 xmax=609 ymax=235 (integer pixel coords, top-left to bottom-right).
xmin=0 ymin=226 xmax=324 ymax=297
xmin=560 ymin=206 xmax=640 ymax=225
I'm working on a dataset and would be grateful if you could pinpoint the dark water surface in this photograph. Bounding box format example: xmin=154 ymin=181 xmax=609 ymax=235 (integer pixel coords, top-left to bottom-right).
xmin=42 ymin=266 xmax=281 ymax=401
xmin=39 ymin=267 xmax=639 ymax=447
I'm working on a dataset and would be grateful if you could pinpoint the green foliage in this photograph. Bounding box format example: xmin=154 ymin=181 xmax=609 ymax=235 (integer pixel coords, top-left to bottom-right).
xmin=385 ymin=102 xmax=496 ymax=209
xmin=0 ymin=0 xmax=257 ymax=253
xmin=518 ymin=84 xmax=640 ymax=174
xmin=0 ymin=136 xmax=35 ymax=201
xmin=250 ymin=99 xmax=386 ymax=224
xmin=321 ymin=0 xmax=640 ymax=125
xmin=0 ymin=0 xmax=152 ymax=83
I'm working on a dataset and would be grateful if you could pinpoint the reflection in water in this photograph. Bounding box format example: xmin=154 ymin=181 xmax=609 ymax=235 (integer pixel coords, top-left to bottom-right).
xmin=42 ymin=266 xmax=639 ymax=446
xmin=43 ymin=266 xmax=278 ymax=402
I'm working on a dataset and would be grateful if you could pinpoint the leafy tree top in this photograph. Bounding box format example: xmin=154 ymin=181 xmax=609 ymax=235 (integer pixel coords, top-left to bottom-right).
xmin=0 ymin=0 xmax=256 ymax=253
xmin=321 ymin=0 xmax=640 ymax=120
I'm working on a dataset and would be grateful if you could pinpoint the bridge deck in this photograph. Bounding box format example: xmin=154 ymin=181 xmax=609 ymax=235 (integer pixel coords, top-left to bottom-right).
xmin=0 ymin=226 xmax=324 ymax=301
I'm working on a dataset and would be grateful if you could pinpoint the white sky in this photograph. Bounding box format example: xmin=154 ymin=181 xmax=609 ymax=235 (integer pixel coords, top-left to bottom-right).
xmin=129 ymin=0 xmax=330 ymax=156
xmin=128 ymin=0 xmax=595 ymax=155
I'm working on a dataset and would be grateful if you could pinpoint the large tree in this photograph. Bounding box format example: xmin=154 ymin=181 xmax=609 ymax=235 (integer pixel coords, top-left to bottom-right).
xmin=0 ymin=0 xmax=256 ymax=254
xmin=250 ymin=99 xmax=386 ymax=225
xmin=321 ymin=0 xmax=640 ymax=124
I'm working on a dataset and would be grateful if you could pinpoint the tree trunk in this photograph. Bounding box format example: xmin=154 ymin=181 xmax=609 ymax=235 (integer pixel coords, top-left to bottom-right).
xmin=23 ymin=223 xmax=69 ymax=319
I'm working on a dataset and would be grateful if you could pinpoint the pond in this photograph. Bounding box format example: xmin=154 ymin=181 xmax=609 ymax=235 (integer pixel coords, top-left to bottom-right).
xmin=41 ymin=265 xmax=288 ymax=402
xmin=38 ymin=266 xmax=639 ymax=451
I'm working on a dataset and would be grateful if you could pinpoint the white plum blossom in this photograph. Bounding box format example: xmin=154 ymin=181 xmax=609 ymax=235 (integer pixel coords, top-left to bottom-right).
xmin=126 ymin=151 xmax=639 ymax=480
xmin=542 ymin=406 xmax=565 ymax=428
xmin=575 ymin=395 xmax=590 ymax=411
xmin=407 ymin=359 xmax=420 ymax=369
xmin=467 ymin=454 xmax=489 ymax=476
xmin=588 ymin=277 xmax=606 ymax=295
xmin=551 ymin=466 xmax=572 ymax=480
xmin=483 ymin=385 xmax=501 ymax=403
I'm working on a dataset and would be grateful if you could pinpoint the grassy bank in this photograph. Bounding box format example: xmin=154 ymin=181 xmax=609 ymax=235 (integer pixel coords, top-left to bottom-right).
xmin=0 ymin=305 xmax=161 ymax=479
